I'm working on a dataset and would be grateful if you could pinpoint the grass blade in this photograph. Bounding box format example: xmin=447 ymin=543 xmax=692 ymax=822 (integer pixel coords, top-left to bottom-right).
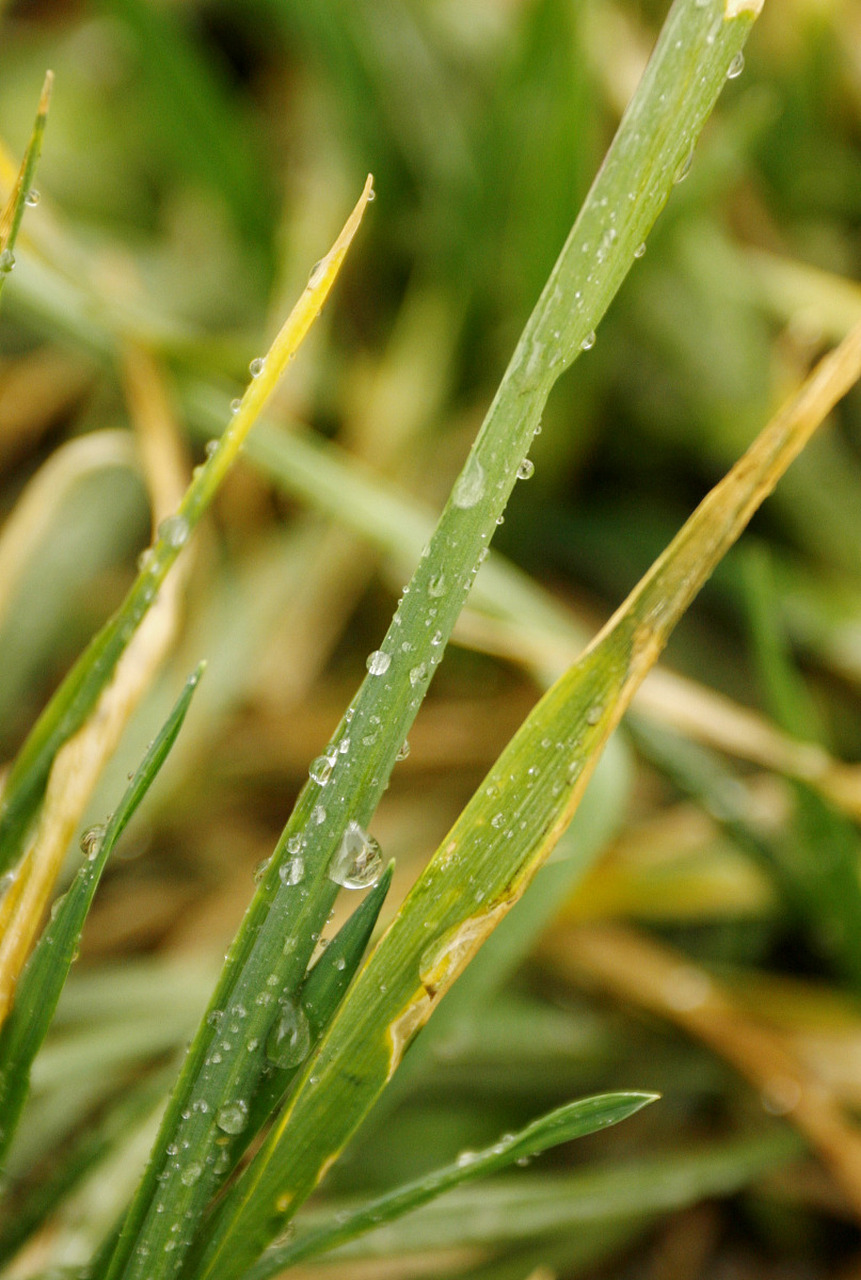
xmin=0 ymin=71 xmax=52 ymax=309
xmin=192 ymin=309 xmax=861 ymax=1280
xmin=242 ymin=862 xmax=395 ymax=1143
xmin=0 ymin=176 xmax=373 ymax=879
xmin=243 ymin=1092 xmax=658 ymax=1279
xmin=0 ymin=665 xmax=204 ymax=1166
xmin=302 ymin=1130 xmax=802 ymax=1261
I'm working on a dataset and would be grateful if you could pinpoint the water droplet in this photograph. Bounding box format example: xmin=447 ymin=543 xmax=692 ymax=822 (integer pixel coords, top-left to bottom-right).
xmin=205 ymin=439 xmax=220 ymax=459
xmin=280 ymin=855 xmax=305 ymax=885
xmin=490 ymin=813 xmax=505 ymax=829
xmin=249 ymin=357 xmax=265 ymax=378
xmin=428 ymin=572 xmax=446 ymax=597
xmin=287 ymin=834 xmax=304 ymax=855
xmin=158 ymin=515 xmax=189 ymax=549
xmin=230 ymin=398 xmax=242 ymax=414
xmin=180 ymin=1162 xmax=203 ymax=1187
xmin=215 ymin=1100 xmax=249 ymax=1135
xmin=586 ymin=704 xmax=603 ymax=726
xmin=634 ymin=242 xmax=647 ymax=259
xmin=206 ymin=1009 xmax=223 ymax=1028
xmin=312 ymin=804 xmax=326 ymax=825
xmin=367 ymin=186 xmax=376 ymax=202
xmin=431 ymin=629 xmax=443 ymax=646
xmin=307 ymin=259 xmax=326 ymax=288
xmin=309 ymin=754 xmax=335 ymax=785
xmin=25 ymin=188 xmax=40 ymax=207
xmin=80 ymin=824 xmax=106 ymax=860
xmin=727 ymin=51 xmax=744 ymax=79
xmin=452 ymin=456 xmax=486 ymax=509
xmin=673 ymin=147 xmax=694 ymax=184
xmin=517 ymin=458 xmax=535 ymax=480
xmin=0 ymin=249 xmax=15 ymax=274
xmin=328 ymin=820 xmax=383 ymax=889
xmin=409 ymin=663 xmax=427 ymax=686
xmin=456 ymin=1150 xmax=478 ymax=1168
xmin=266 ymin=1000 xmax=311 ymax=1068
xmin=580 ymin=331 xmax=596 ymax=351
xmin=396 ymin=739 xmax=410 ymax=761
xmin=253 ymin=857 xmax=271 ymax=883
xmin=366 ymin=649 xmax=391 ymax=676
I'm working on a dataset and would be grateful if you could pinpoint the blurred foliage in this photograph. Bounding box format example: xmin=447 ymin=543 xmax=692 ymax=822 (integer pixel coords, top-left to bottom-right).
xmin=1 ymin=0 xmax=861 ymax=1277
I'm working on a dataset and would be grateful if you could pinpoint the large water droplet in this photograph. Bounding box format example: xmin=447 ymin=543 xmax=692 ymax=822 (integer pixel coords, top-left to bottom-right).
xmin=0 ymin=249 xmax=15 ymax=274
xmin=396 ymin=739 xmax=411 ymax=761
xmin=158 ymin=515 xmax=189 ymax=549
xmin=80 ymin=824 xmax=106 ymax=860
xmin=25 ymin=188 xmax=40 ymax=207
xmin=280 ymin=855 xmax=305 ymax=885
xmin=309 ymin=754 xmax=335 ymax=785
xmin=366 ymin=649 xmax=391 ymax=676
xmin=249 ymin=357 xmax=265 ymax=378
xmin=452 ymin=456 xmax=486 ymax=509
xmin=307 ymin=259 xmax=326 ymax=288
xmin=634 ymin=241 xmax=647 ymax=259
xmin=328 ymin=820 xmax=383 ymax=889
xmin=580 ymin=331 xmax=596 ymax=351
xmin=727 ymin=51 xmax=745 ymax=79
xmin=215 ymin=1100 xmax=249 ymax=1134
xmin=266 ymin=1000 xmax=311 ymax=1068
xmin=517 ymin=458 xmax=535 ymax=480
xmin=409 ymin=663 xmax=427 ymax=686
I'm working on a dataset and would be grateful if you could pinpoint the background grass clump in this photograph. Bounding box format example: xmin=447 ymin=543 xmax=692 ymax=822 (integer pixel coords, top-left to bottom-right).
xmin=2 ymin=1 xmax=861 ymax=1278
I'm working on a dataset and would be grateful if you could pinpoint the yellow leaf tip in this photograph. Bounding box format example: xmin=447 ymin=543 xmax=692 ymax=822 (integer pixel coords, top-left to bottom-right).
xmin=39 ymin=70 xmax=55 ymax=114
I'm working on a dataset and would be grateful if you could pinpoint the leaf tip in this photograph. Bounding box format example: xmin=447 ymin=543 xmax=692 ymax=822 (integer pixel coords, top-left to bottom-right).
xmin=39 ymin=71 xmax=55 ymax=116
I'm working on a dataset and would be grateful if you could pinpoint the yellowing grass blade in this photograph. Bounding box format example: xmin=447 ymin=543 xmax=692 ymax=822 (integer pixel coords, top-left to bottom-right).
xmin=193 ymin=319 xmax=861 ymax=1280
xmin=0 ymin=177 xmax=374 ymax=882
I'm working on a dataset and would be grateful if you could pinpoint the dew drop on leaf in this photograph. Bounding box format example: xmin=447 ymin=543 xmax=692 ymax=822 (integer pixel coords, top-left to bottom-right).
xmin=366 ymin=649 xmax=391 ymax=676
xmin=158 ymin=515 xmax=189 ymax=549
xmin=215 ymin=1100 xmax=249 ymax=1135
xmin=328 ymin=820 xmax=383 ymax=889
xmin=266 ymin=1000 xmax=311 ymax=1069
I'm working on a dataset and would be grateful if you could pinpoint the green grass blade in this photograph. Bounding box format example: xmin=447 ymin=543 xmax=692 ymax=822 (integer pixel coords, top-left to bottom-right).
xmin=243 ymin=1092 xmax=658 ymax=1279
xmin=190 ymin=310 xmax=861 ymax=1280
xmin=0 ymin=71 xmax=52 ymax=310
xmin=300 ymin=859 xmax=395 ymax=1039
xmin=177 ymin=9 xmax=805 ymax=1274
xmin=242 ymin=862 xmax=395 ymax=1139
xmin=297 ymin=1130 xmax=802 ymax=1261
xmin=0 ymin=179 xmax=372 ymax=879
xmin=0 ymin=665 xmax=204 ymax=1166
xmin=96 ymin=4 xmax=763 ymax=1274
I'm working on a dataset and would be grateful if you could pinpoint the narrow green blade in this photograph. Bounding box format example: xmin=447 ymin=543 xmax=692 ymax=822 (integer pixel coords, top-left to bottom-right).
xmin=0 ymin=664 xmax=203 ymax=1166
xmin=0 ymin=71 xmax=52 ymax=310
xmin=243 ymin=1092 xmax=659 ymax=1279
